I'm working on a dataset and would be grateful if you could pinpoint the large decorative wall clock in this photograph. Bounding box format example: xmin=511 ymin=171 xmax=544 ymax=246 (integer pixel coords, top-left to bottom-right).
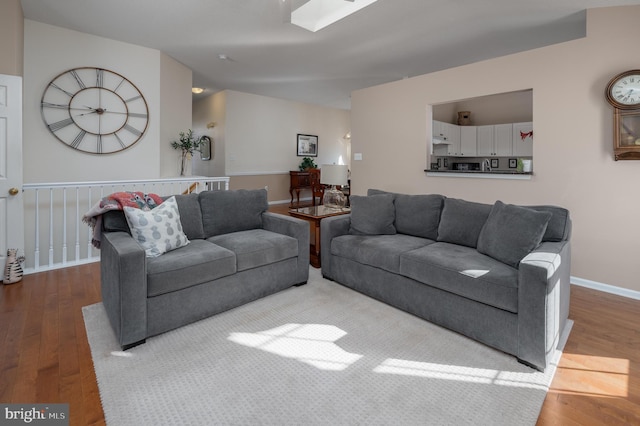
xmin=605 ymin=69 xmax=640 ymax=160
xmin=40 ymin=67 xmax=149 ymax=154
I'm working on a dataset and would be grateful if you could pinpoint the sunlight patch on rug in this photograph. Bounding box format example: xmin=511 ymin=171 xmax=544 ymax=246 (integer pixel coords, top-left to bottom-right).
xmin=228 ymin=323 xmax=363 ymax=371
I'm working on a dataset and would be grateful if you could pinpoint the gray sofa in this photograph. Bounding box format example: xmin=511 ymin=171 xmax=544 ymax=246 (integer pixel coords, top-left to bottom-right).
xmin=100 ymin=188 xmax=309 ymax=350
xmin=321 ymin=189 xmax=571 ymax=371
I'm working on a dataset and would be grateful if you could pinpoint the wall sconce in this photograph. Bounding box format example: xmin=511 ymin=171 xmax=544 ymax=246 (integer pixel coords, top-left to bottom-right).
xmin=344 ymin=131 xmax=351 ymax=139
xmin=192 ymin=87 xmax=205 ymax=94
xmin=206 ymin=121 xmax=217 ymax=129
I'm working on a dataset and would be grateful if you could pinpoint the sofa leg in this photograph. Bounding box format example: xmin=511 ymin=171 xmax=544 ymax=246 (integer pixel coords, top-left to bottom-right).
xmin=293 ymin=281 xmax=307 ymax=287
xmin=122 ymin=339 xmax=146 ymax=351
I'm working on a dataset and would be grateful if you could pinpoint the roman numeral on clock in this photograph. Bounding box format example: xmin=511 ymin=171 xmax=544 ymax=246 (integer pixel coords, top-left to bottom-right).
xmin=70 ymin=70 xmax=86 ymax=89
xmin=123 ymin=124 xmax=142 ymax=136
xmin=96 ymin=69 xmax=104 ymax=88
xmin=51 ymin=83 xmax=74 ymax=97
xmin=70 ymin=130 xmax=86 ymax=148
xmin=48 ymin=117 xmax=75 ymax=132
xmin=42 ymin=102 xmax=69 ymax=109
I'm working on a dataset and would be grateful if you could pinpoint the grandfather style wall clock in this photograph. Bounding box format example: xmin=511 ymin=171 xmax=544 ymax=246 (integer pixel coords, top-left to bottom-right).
xmin=605 ymin=69 xmax=640 ymax=160
xmin=41 ymin=67 xmax=149 ymax=154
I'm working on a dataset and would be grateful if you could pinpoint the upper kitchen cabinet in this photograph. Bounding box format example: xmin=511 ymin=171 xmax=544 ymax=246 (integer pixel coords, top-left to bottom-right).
xmin=433 ymin=120 xmax=461 ymax=156
xmin=476 ymin=125 xmax=494 ymax=156
xmin=459 ymin=126 xmax=477 ymax=156
xmin=512 ymin=122 xmax=533 ymax=156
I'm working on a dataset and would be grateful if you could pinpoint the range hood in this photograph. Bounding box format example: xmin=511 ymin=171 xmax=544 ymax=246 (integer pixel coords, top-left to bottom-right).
xmin=432 ymin=137 xmax=451 ymax=145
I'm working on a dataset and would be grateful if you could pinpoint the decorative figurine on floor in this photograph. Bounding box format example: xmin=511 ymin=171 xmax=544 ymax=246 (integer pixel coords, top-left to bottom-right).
xmin=3 ymin=249 xmax=25 ymax=284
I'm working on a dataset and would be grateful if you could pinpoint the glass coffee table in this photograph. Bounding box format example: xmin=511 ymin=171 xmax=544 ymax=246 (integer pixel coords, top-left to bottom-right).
xmin=289 ymin=205 xmax=351 ymax=268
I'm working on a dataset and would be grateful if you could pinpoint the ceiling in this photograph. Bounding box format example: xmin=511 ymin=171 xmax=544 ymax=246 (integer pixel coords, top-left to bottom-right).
xmin=20 ymin=0 xmax=640 ymax=110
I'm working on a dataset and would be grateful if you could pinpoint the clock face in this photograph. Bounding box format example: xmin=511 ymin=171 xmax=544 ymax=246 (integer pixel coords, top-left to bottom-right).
xmin=606 ymin=70 xmax=640 ymax=109
xmin=41 ymin=67 xmax=149 ymax=154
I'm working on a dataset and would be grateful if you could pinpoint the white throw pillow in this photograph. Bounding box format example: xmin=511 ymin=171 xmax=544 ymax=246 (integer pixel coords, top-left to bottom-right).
xmin=123 ymin=196 xmax=189 ymax=258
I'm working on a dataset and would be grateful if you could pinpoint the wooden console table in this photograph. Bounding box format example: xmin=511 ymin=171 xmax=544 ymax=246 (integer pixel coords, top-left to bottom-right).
xmin=289 ymin=169 xmax=321 ymax=207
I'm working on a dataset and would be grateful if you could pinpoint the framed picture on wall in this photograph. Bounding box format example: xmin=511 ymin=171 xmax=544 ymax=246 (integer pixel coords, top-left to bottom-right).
xmin=297 ymin=134 xmax=318 ymax=157
xmin=491 ymin=159 xmax=499 ymax=169
xmin=509 ymin=158 xmax=517 ymax=168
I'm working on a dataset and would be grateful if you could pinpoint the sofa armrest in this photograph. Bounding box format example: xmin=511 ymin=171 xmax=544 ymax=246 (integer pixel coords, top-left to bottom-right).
xmin=320 ymin=214 xmax=351 ymax=280
xmin=262 ymin=212 xmax=309 ymax=284
xmin=517 ymin=240 xmax=571 ymax=371
xmin=100 ymin=231 xmax=148 ymax=349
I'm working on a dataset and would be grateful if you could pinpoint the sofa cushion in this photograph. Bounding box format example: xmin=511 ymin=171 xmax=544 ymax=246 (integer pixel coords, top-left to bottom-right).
xmin=331 ymin=234 xmax=434 ymax=274
xmin=146 ymin=239 xmax=236 ymax=297
xmin=525 ymin=205 xmax=571 ymax=242
xmin=349 ymin=194 xmax=396 ymax=235
xmin=437 ymin=198 xmax=492 ymax=248
xmin=367 ymin=189 xmax=444 ymax=240
xmin=209 ymin=229 xmax=298 ymax=272
xmin=123 ymin=196 xmax=189 ymax=258
xmin=477 ymin=201 xmax=552 ymax=268
xmin=172 ymin=193 xmax=205 ymax=240
xmin=394 ymin=194 xmax=444 ymax=239
xmin=199 ymin=189 xmax=268 ymax=237
xmin=399 ymin=242 xmax=519 ymax=313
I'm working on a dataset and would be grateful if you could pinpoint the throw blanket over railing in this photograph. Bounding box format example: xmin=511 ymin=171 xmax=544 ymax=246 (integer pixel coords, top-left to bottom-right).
xmin=22 ymin=176 xmax=230 ymax=274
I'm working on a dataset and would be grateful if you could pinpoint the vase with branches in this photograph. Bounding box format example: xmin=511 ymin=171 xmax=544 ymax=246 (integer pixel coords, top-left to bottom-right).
xmin=171 ymin=129 xmax=205 ymax=176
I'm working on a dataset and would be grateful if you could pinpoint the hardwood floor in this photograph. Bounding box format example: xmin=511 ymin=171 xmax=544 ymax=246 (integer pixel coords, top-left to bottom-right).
xmin=2 ymin=256 xmax=640 ymax=425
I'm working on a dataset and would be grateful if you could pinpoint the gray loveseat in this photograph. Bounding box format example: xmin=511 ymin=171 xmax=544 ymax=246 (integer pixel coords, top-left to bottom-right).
xmin=321 ymin=189 xmax=571 ymax=371
xmin=100 ymin=188 xmax=309 ymax=350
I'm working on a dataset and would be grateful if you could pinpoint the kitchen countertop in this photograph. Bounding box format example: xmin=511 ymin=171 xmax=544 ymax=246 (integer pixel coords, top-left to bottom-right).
xmin=424 ymin=169 xmax=533 ymax=180
xmin=425 ymin=169 xmax=532 ymax=175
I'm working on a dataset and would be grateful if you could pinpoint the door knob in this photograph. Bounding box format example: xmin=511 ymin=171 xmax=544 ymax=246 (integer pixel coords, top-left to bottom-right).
xmin=8 ymin=188 xmax=19 ymax=196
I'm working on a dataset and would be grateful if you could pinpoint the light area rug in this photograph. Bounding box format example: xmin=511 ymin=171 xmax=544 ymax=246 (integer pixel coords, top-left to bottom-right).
xmin=83 ymin=267 xmax=571 ymax=426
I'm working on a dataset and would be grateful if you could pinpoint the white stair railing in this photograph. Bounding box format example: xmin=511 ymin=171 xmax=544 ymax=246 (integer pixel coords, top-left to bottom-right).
xmin=22 ymin=176 xmax=230 ymax=274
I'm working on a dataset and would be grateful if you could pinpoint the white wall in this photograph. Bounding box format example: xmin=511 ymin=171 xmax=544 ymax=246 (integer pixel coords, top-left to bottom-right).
xmin=0 ymin=0 xmax=23 ymax=76
xmin=223 ymin=90 xmax=350 ymax=174
xmin=192 ymin=90 xmax=351 ymax=203
xmin=350 ymin=5 xmax=640 ymax=292
xmin=160 ymin=52 xmax=193 ymax=177
xmin=23 ymin=20 xmax=192 ymax=183
xmin=434 ymin=90 xmax=533 ymax=125
xmin=193 ymin=91 xmax=227 ymax=177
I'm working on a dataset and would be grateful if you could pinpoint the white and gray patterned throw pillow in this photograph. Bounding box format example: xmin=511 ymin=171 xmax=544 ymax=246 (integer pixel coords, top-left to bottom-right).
xmin=123 ymin=196 xmax=189 ymax=257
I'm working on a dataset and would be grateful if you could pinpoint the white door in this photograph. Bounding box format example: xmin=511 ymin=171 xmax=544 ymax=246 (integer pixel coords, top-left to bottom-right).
xmin=0 ymin=74 xmax=24 ymax=270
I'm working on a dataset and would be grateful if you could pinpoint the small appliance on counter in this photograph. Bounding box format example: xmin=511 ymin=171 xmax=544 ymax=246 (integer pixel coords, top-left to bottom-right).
xmin=452 ymin=162 xmax=480 ymax=171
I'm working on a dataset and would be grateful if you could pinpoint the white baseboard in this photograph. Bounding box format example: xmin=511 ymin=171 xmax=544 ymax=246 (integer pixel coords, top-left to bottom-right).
xmin=571 ymin=276 xmax=640 ymax=300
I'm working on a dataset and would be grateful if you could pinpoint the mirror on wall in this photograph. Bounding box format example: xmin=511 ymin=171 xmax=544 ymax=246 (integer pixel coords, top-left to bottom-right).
xmin=200 ymin=136 xmax=212 ymax=161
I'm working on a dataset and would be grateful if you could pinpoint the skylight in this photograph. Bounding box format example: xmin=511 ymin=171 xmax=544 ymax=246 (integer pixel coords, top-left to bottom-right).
xmin=290 ymin=0 xmax=379 ymax=32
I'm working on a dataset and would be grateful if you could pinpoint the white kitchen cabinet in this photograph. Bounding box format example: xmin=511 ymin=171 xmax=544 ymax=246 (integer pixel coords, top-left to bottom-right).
xmin=512 ymin=122 xmax=533 ymax=156
xmin=494 ymin=124 xmax=513 ymax=156
xmin=433 ymin=121 xmax=460 ymax=156
xmin=477 ymin=124 xmax=512 ymax=156
xmin=459 ymin=126 xmax=477 ymax=156
xmin=476 ymin=125 xmax=494 ymax=156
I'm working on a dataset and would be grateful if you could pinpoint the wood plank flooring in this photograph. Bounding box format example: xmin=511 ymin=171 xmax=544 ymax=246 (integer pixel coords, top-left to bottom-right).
xmin=2 ymin=230 xmax=639 ymax=425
